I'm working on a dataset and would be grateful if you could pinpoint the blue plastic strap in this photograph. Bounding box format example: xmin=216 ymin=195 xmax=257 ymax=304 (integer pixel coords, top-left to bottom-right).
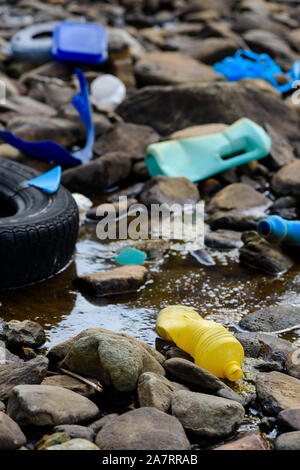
xmin=0 ymin=68 xmax=94 ymax=166
xmin=27 ymin=165 xmax=62 ymax=194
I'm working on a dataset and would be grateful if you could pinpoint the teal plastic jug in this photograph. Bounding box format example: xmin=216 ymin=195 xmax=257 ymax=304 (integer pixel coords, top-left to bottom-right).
xmin=145 ymin=118 xmax=271 ymax=182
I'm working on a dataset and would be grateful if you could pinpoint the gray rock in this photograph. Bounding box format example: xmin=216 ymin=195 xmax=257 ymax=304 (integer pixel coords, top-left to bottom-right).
xmin=59 ymin=329 xmax=165 ymax=393
xmin=275 ymin=431 xmax=300 ymax=450
xmin=164 ymin=358 xmax=244 ymax=403
xmin=117 ymin=82 xmax=300 ymax=139
xmin=88 ymin=414 xmax=119 ymax=434
xmin=137 ymin=372 xmax=187 ymax=412
xmin=47 ymin=439 xmax=100 ymax=450
xmin=278 ymin=409 xmax=300 ymax=431
xmin=2 ymin=96 xmax=56 ymax=118
xmin=264 ymin=124 xmax=295 ymax=170
xmin=272 ymin=160 xmax=300 ymax=197
xmin=7 ymin=385 xmax=100 ymax=427
xmin=171 ymin=390 xmax=245 ymax=438
xmin=53 ymin=425 xmax=95 ymax=442
xmin=239 ymin=305 xmax=300 ymax=332
xmin=134 ymin=52 xmax=221 ymax=86
xmin=205 ymin=230 xmax=243 ymax=250
xmin=207 ymin=183 xmax=271 ymax=213
xmin=75 ymin=265 xmax=148 ymax=298
xmin=0 ymin=412 xmax=26 ymax=450
xmin=256 ymin=371 xmax=300 ymax=415
xmin=7 ymin=116 xmax=83 ymax=148
xmin=139 ymin=175 xmax=200 ymax=207
xmin=240 ymin=231 xmax=293 ymax=275
xmin=95 ymin=407 xmax=190 ymax=450
xmin=235 ymin=332 xmax=293 ymax=363
xmin=208 ymin=210 xmax=259 ymax=231
xmin=0 ymin=401 xmax=5 ymax=412
xmin=94 ymin=122 xmax=160 ymax=159
xmin=234 ymin=12 xmax=289 ymax=35
xmin=62 ymin=152 xmax=132 ymax=196
xmin=286 ymin=348 xmax=300 ymax=380
xmin=0 ymin=356 xmax=48 ymax=401
xmin=2 ymin=320 xmax=46 ymax=348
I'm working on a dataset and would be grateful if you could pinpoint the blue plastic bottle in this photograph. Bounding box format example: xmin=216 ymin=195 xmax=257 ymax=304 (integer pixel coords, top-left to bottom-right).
xmin=258 ymin=215 xmax=300 ymax=246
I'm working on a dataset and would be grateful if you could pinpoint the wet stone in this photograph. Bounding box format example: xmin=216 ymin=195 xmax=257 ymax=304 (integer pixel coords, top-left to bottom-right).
xmin=278 ymin=409 xmax=300 ymax=432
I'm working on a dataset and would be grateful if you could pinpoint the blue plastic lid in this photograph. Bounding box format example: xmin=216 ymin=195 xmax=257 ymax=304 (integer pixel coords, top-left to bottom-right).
xmin=51 ymin=21 xmax=108 ymax=64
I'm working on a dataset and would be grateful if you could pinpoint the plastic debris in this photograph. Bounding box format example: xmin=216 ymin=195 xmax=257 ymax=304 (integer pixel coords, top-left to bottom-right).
xmin=115 ymin=247 xmax=147 ymax=266
xmin=156 ymin=305 xmax=244 ymax=381
xmin=52 ymin=21 xmax=108 ymax=64
xmin=146 ymin=118 xmax=271 ymax=182
xmin=0 ymin=68 xmax=94 ymax=166
xmin=91 ymin=74 xmax=126 ymax=109
xmin=2 ymin=22 xmax=57 ymax=62
xmin=258 ymin=215 xmax=300 ymax=246
xmin=214 ymin=49 xmax=300 ymax=93
xmin=27 ymin=166 xmax=61 ymax=194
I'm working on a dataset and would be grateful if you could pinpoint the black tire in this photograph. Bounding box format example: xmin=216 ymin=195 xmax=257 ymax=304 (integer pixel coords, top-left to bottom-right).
xmin=0 ymin=157 xmax=79 ymax=289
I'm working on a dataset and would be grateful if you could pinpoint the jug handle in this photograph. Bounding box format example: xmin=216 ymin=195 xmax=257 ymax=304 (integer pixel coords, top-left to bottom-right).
xmin=220 ymin=149 xmax=261 ymax=170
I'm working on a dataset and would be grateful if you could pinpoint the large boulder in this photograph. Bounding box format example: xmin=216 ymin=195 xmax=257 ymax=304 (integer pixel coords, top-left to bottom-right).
xmin=256 ymin=371 xmax=300 ymax=415
xmin=0 ymin=356 xmax=48 ymax=401
xmin=7 ymin=385 xmax=100 ymax=427
xmin=117 ymin=82 xmax=300 ymax=138
xmin=239 ymin=305 xmax=300 ymax=332
xmin=134 ymin=52 xmax=221 ymax=86
xmin=0 ymin=412 xmax=26 ymax=450
xmin=171 ymin=390 xmax=245 ymax=438
xmin=59 ymin=329 xmax=165 ymax=392
xmin=95 ymin=407 xmax=191 ymax=450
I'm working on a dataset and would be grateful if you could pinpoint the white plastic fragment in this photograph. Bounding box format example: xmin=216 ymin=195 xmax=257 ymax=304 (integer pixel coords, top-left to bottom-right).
xmin=72 ymin=193 xmax=93 ymax=225
xmin=90 ymin=74 xmax=126 ymax=109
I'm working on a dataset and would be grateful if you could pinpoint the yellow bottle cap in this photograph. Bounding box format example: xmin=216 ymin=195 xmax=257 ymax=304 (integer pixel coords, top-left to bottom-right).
xmin=224 ymin=361 xmax=243 ymax=382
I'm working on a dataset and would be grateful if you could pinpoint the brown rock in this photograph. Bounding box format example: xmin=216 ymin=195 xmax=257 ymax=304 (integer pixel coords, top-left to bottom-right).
xmin=286 ymin=348 xmax=300 ymax=380
xmin=95 ymin=407 xmax=190 ymax=450
xmin=207 ymin=183 xmax=271 ymax=213
xmin=0 ymin=356 xmax=49 ymax=401
xmin=0 ymin=412 xmax=26 ymax=450
xmin=278 ymin=409 xmax=300 ymax=431
xmin=2 ymin=319 xmax=46 ymax=348
xmin=75 ymin=265 xmax=148 ymax=297
xmin=94 ymin=122 xmax=160 ymax=159
xmin=256 ymin=371 xmax=300 ymax=415
xmin=140 ymin=175 xmax=200 ymax=207
xmin=169 ymin=123 xmax=227 ymax=140
xmin=62 ymin=152 xmax=132 ymax=196
xmin=41 ymin=374 xmax=97 ymax=399
xmin=134 ymin=52 xmax=221 ymax=86
xmin=214 ymin=430 xmax=269 ymax=450
xmin=275 ymin=431 xmax=300 ymax=450
xmin=272 ymin=161 xmax=300 ymax=197
xmin=137 ymin=372 xmax=187 ymax=412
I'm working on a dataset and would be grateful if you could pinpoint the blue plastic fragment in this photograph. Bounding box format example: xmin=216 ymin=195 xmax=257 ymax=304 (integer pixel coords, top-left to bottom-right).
xmin=52 ymin=21 xmax=108 ymax=64
xmin=214 ymin=50 xmax=300 ymax=93
xmin=0 ymin=68 xmax=94 ymax=166
xmin=115 ymin=247 xmax=147 ymax=266
xmin=27 ymin=166 xmax=62 ymax=194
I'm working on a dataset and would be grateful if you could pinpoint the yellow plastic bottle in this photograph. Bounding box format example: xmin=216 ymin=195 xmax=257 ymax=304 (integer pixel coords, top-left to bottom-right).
xmin=156 ymin=305 xmax=244 ymax=381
